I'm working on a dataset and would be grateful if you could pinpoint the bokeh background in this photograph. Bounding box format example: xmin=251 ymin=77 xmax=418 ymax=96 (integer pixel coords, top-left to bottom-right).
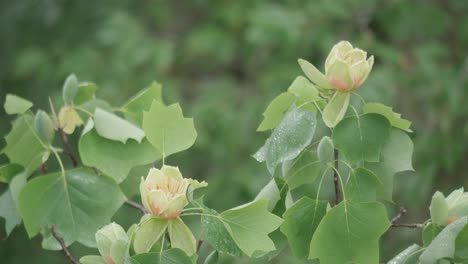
xmin=1 ymin=0 xmax=467 ymax=263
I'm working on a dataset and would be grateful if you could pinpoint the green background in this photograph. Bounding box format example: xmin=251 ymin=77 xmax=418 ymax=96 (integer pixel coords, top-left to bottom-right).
xmin=1 ymin=0 xmax=467 ymax=263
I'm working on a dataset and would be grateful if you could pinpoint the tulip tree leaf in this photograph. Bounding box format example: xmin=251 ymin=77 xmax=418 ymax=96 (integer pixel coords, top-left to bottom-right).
xmin=201 ymin=209 xmax=243 ymax=257
xmin=363 ymin=103 xmax=412 ymax=132
xmin=282 ymin=150 xmax=321 ymax=190
xmin=168 ymin=217 xmax=197 ymax=256
xmin=455 ymin=225 xmax=468 ymax=260
xmin=254 ymin=107 xmax=317 ymax=175
xmin=79 ymin=124 xmax=160 ymax=183
xmin=345 ymin=168 xmax=382 ymax=203
xmin=18 ymin=168 xmax=125 ymax=248
xmin=419 ymin=216 xmax=468 ymax=264
xmin=332 ymin=113 xmax=390 ymax=163
xmin=3 ymin=114 xmax=49 ymax=176
xmin=322 ymin=92 xmax=350 ymax=128
xmin=62 ymin=74 xmax=79 ymax=104
xmin=309 ymin=201 xmax=390 ymax=264
xmin=74 ymin=82 xmax=98 ymax=105
xmin=257 ymin=92 xmax=295 ymax=132
xmin=298 ymin=59 xmax=333 ymax=90
xmin=34 ymin=110 xmax=55 ymax=144
xmin=94 ymin=108 xmax=145 ymax=144
xmin=280 ymin=197 xmax=327 ymax=259
xmin=0 ymin=163 xmax=24 ymax=183
xmin=423 ymin=224 xmax=443 ymax=247
xmin=143 ymin=101 xmax=197 ymax=158
xmin=122 ymin=82 xmax=163 ymax=126
xmin=287 ymin=76 xmax=320 ymax=105
xmin=132 ymin=249 xmax=192 ymax=264
xmin=0 ymin=170 xmax=26 ymax=236
xmin=133 ymin=217 xmax=168 ymax=254
xmin=4 ymin=94 xmax=33 ymax=115
xmin=388 ymin=244 xmax=423 ymax=264
xmin=317 ymin=136 xmax=334 ymax=164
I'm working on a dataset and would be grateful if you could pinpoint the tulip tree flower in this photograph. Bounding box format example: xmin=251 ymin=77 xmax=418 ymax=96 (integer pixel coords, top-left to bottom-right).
xmin=58 ymin=105 xmax=83 ymax=134
xmin=140 ymin=165 xmax=207 ymax=219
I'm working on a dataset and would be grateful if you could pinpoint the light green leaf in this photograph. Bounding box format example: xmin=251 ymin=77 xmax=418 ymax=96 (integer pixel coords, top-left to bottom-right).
xmin=80 ymin=256 xmax=106 ymax=264
xmin=309 ymin=201 xmax=390 ymax=264
xmin=143 ymin=101 xmax=197 ymax=158
xmin=455 ymin=224 xmax=468 ymax=260
xmin=0 ymin=170 xmax=26 ymax=236
xmin=133 ymin=216 xmax=168 ymax=254
xmin=74 ymin=82 xmax=98 ymax=105
xmin=257 ymin=92 xmax=295 ymax=132
xmin=363 ymin=102 xmax=412 ymax=132
xmin=0 ymin=163 xmax=24 ymax=183
xmin=94 ymin=108 xmax=145 ymax=144
xmin=423 ymin=223 xmax=443 ymax=247
xmin=34 ymin=110 xmax=55 ymax=144
xmin=168 ymin=217 xmax=197 ymax=256
xmin=332 ymin=113 xmax=391 ymax=162
xmin=430 ymin=191 xmax=449 ymax=226
xmin=62 ymin=74 xmax=79 ymax=104
xmin=3 ymin=114 xmax=49 ymax=176
xmin=317 ymin=136 xmax=334 ymax=164
xmin=419 ymin=216 xmax=468 ymax=264
xmin=287 ymin=76 xmax=320 ymax=105
xmin=322 ymin=92 xmax=350 ymax=128
xmin=388 ymin=244 xmax=423 ymax=264
xmin=203 ymin=251 xmax=218 ymax=264
xmin=201 ymin=209 xmax=243 ymax=257
xmin=280 ymin=197 xmax=327 ymax=259
xmin=254 ymin=107 xmax=317 ymax=175
xmin=345 ymin=168 xmax=382 ymax=203
xmin=132 ymin=249 xmax=192 ymax=264
xmin=254 ymin=179 xmax=281 ymax=211
xmin=18 ymin=168 xmax=125 ymax=247
xmin=79 ymin=123 xmax=160 ymax=183
xmin=282 ymin=150 xmax=321 ymax=190
xmin=297 ymin=59 xmax=333 ymax=90
xmin=122 ymin=82 xmax=163 ymax=126
xmin=4 ymin=94 xmax=33 ymax=115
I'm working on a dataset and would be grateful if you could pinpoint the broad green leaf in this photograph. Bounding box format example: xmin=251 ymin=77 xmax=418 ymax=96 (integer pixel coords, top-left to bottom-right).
xmin=74 ymin=82 xmax=98 ymax=105
xmin=280 ymin=197 xmax=327 ymax=259
xmin=168 ymin=217 xmax=197 ymax=256
xmin=345 ymin=168 xmax=382 ymax=202
xmin=79 ymin=123 xmax=160 ymax=183
xmin=143 ymin=101 xmax=197 ymax=158
xmin=430 ymin=191 xmax=449 ymax=226
xmin=133 ymin=216 xmax=168 ymax=254
xmin=201 ymin=209 xmax=243 ymax=257
xmin=257 ymin=92 xmax=295 ymax=131
xmin=388 ymin=244 xmax=423 ymax=264
xmin=34 ymin=110 xmax=55 ymax=144
xmin=122 ymin=82 xmax=163 ymax=126
xmin=0 ymin=163 xmax=23 ymax=183
xmin=203 ymin=251 xmax=218 ymax=264
xmin=62 ymin=73 xmax=79 ymax=104
xmin=322 ymin=92 xmax=350 ymax=128
xmin=80 ymin=256 xmax=106 ymax=264
xmin=94 ymin=108 xmax=145 ymax=143
xmin=423 ymin=223 xmax=443 ymax=247
xmin=132 ymin=249 xmax=192 ymax=264
xmin=3 ymin=114 xmax=49 ymax=175
xmin=254 ymin=179 xmax=281 ymax=211
xmin=332 ymin=113 xmax=390 ymax=162
xmin=0 ymin=170 xmax=26 ymax=236
xmin=4 ymin=94 xmax=33 ymax=115
xmin=254 ymin=107 xmax=317 ymax=175
xmin=419 ymin=216 xmax=468 ymax=264
xmin=297 ymin=59 xmax=333 ymax=90
xmin=455 ymin=224 xmax=468 ymax=260
xmin=287 ymin=76 xmax=320 ymax=105
xmin=309 ymin=201 xmax=390 ymax=264
xmin=363 ymin=102 xmax=412 ymax=132
xmin=271 ymin=177 xmax=288 ymax=216
xmin=317 ymin=136 xmax=334 ymax=164
xmin=282 ymin=150 xmax=321 ymax=190
xmin=18 ymin=168 xmax=125 ymax=247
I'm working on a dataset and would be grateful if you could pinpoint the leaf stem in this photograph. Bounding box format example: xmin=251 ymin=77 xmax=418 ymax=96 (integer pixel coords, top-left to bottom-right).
xmin=50 ymin=225 xmax=79 ymax=264
xmin=56 ymin=127 xmax=78 ymax=167
xmin=125 ymin=200 xmax=147 ymax=214
xmin=333 ymin=149 xmax=340 ymax=205
xmin=51 ymin=147 xmax=65 ymax=176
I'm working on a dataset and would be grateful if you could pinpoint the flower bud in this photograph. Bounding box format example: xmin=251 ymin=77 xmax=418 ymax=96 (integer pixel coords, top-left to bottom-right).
xmin=324 ymin=41 xmax=374 ymax=91
xmin=58 ymin=106 xmax=83 ymax=134
xmin=95 ymin=223 xmax=128 ymax=264
xmin=140 ymin=166 xmax=190 ymax=219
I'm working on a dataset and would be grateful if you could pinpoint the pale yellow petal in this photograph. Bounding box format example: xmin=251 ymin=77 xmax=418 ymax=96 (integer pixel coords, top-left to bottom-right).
xmin=161 ymin=165 xmax=183 ymax=181
xmin=139 ymin=177 xmax=151 ymax=212
xmin=325 ymin=41 xmax=353 ymax=71
xmin=161 ymin=194 xmax=188 ymax=219
xmin=147 ymin=190 xmax=169 ymax=216
xmin=326 ymin=59 xmax=354 ymax=91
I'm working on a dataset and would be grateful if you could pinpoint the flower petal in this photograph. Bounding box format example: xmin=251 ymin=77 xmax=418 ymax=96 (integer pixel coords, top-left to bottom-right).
xmin=354 ymin=55 xmax=374 ymax=88
xmin=161 ymin=165 xmax=183 ymax=181
xmin=148 ymin=190 xmax=169 ymax=216
xmin=161 ymin=194 xmax=188 ymax=219
xmin=326 ymin=59 xmax=354 ymax=91
xmin=298 ymin=59 xmax=333 ymax=90
xmin=325 ymin=41 xmax=353 ymax=72
xmin=344 ymin=48 xmax=367 ymax=66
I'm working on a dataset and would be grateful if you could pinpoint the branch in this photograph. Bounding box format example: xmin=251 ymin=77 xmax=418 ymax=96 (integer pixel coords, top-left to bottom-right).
xmin=57 ymin=127 xmax=78 ymax=167
xmin=333 ymin=149 xmax=340 ymax=205
xmin=125 ymin=200 xmax=147 ymax=214
xmin=39 ymin=163 xmax=48 ymax=174
xmin=390 ymin=207 xmax=424 ymax=228
xmin=50 ymin=225 xmax=79 ymax=264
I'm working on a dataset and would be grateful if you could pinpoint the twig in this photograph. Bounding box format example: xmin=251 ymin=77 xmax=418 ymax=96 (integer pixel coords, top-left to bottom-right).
xmin=390 ymin=207 xmax=423 ymax=228
xmin=333 ymin=149 xmax=340 ymax=205
xmin=50 ymin=225 xmax=79 ymax=264
xmin=125 ymin=200 xmax=147 ymax=214
xmin=39 ymin=163 xmax=48 ymax=174
xmin=391 ymin=223 xmax=422 ymax=228
xmin=57 ymin=127 xmax=78 ymax=167
xmin=391 ymin=207 xmax=407 ymax=224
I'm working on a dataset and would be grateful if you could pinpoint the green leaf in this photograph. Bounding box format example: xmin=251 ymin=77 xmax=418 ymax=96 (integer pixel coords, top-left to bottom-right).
xmin=332 ymin=113 xmax=391 ymax=162
xmin=297 ymin=59 xmax=333 ymax=90
xmin=94 ymin=108 xmax=145 ymax=144
xmin=309 ymin=201 xmax=390 ymax=264
xmin=322 ymin=92 xmax=350 ymax=128
xmin=143 ymin=101 xmax=197 ymax=158
xmin=257 ymin=92 xmax=295 ymax=131
xmin=122 ymin=82 xmax=163 ymax=126
xmin=388 ymin=244 xmax=423 ymax=264
xmin=132 ymin=249 xmax=192 ymax=264
xmin=455 ymin=224 xmax=468 ymax=260
xmin=80 ymin=256 xmax=106 ymax=264
xmin=4 ymin=94 xmax=33 ymax=115
xmin=0 ymin=170 xmax=26 ymax=236
xmin=287 ymin=76 xmax=320 ymax=105
xmin=363 ymin=102 xmax=412 ymax=132
xmin=254 ymin=107 xmax=317 ymax=175
xmin=419 ymin=216 xmax=468 ymax=264
xmin=34 ymin=110 xmax=55 ymax=144
xmin=254 ymin=179 xmax=281 ymax=211
xmin=18 ymin=168 xmax=125 ymax=247
xmin=423 ymin=223 xmax=443 ymax=247
xmin=79 ymin=123 xmax=160 ymax=183
xmin=345 ymin=168 xmax=382 ymax=203
xmin=317 ymin=136 xmax=334 ymax=164
xmin=74 ymin=82 xmax=98 ymax=105
xmin=280 ymin=197 xmax=327 ymax=259
xmin=201 ymin=209 xmax=243 ymax=257
xmin=430 ymin=191 xmax=449 ymax=226
xmin=168 ymin=217 xmax=197 ymax=256
xmin=62 ymin=74 xmax=79 ymax=104
xmin=0 ymin=163 xmax=24 ymax=183
xmin=133 ymin=216 xmax=168 ymax=254
xmin=282 ymin=150 xmax=321 ymax=190
xmin=3 ymin=114 xmax=49 ymax=176
xmin=203 ymin=251 xmax=218 ymax=264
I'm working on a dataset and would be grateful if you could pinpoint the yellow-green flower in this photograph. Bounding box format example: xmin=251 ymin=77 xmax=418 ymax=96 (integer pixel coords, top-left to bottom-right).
xmin=58 ymin=106 xmax=83 ymax=134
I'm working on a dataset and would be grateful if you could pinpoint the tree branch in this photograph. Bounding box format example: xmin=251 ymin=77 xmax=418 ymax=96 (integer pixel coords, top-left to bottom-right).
xmin=125 ymin=200 xmax=147 ymax=214
xmin=50 ymin=225 xmax=79 ymax=264
xmin=333 ymin=149 xmax=340 ymax=205
xmin=390 ymin=207 xmax=424 ymax=228
xmin=57 ymin=127 xmax=78 ymax=167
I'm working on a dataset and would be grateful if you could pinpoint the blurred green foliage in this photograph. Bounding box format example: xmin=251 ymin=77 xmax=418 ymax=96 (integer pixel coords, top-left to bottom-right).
xmin=1 ymin=0 xmax=467 ymax=263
